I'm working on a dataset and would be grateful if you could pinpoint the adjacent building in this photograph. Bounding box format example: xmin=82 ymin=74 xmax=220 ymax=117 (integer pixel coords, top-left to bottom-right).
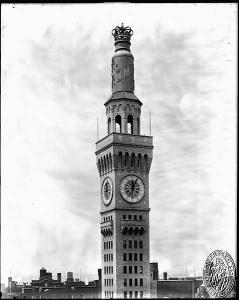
xmin=157 ymin=276 xmax=203 ymax=299
xmin=3 ymin=268 xmax=101 ymax=299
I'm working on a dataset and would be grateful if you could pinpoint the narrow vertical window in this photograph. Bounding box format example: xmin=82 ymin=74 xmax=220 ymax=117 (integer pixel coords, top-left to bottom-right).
xmin=139 ymin=241 xmax=143 ymax=248
xmin=129 ymin=291 xmax=133 ymax=298
xmin=123 ymin=253 xmax=127 ymax=261
xmin=123 ymin=266 xmax=127 ymax=274
xmin=123 ymin=278 xmax=127 ymax=287
xmin=135 ymin=291 xmax=138 ymax=299
xmin=134 ymin=266 xmax=138 ymax=274
xmin=129 ymin=253 xmax=132 ymax=261
xmin=134 ymin=215 xmax=137 ymax=220
xmin=135 ymin=278 xmax=138 ymax=286
xmin=124 ymin=291 xmax=127 ymax=299
xmin=134 ymin=253 xmax=138 ymax=261
xmin=129 ymin=240 xmax=132 ymax=248
xmin=139 ymin=215 xmax=142 ymax=221
xmin=134 ymin=240 xmax=137 ymax=248
xmin=129 ymin=279 xmax=132 ymax=287
xmin=140 ymin=291 xmax=143 ymax=299
xmin=140 ymin=278 xmax=143 ymax=286
xmin=129 ymin=266 xmax=132 ymax=274
xmin=140 ymin=253 xmax=143 ymax=261
xmin=139 ymin=266 xmax=143 ymax=274
xmin=123 ymin=240 xmax=127 ymax=249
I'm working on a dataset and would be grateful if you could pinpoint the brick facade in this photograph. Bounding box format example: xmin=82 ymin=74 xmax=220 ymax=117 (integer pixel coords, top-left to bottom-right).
xmin=96 ymin=24 xmax=153 ymax=299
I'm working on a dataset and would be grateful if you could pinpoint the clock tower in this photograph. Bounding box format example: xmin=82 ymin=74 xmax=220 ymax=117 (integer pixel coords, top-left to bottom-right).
xmin=96 ymin=24 xmax=153 ymax=299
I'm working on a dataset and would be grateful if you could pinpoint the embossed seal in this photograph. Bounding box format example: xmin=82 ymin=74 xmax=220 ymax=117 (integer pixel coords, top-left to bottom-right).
xmin=203 ymin=250 xmax=236 ymax=298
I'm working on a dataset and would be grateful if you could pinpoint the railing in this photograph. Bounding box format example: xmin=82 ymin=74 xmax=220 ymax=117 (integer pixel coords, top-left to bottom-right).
xmin=96 ymin=132 xmax=153 ymax=153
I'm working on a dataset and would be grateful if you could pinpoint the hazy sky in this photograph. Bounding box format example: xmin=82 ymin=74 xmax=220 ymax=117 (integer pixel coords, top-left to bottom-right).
xmin=1 ymin=3 xmax=237 ymax=285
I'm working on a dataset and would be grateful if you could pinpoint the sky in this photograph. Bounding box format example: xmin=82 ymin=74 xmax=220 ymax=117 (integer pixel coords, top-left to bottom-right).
xmin=1 ymin=3 xmax=237 ymax=285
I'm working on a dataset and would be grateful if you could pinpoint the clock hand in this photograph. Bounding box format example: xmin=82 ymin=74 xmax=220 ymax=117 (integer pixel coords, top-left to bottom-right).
xmin=133 ymin=179 xmax=137 ymax=191
xmin=130 ymin=179 xmax=134 ymax=196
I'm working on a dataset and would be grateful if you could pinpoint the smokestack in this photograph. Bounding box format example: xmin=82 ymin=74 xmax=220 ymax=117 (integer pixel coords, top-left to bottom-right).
xmin=40 ymin=268 xmax=46 ymax=279
xmin=163 ymin=272 xmax=168 ymax=280
xmin=8 ymin=277 xmax=12 ymax=288
xmin=98 ymin=268 xmax=102 ymax=281
xmin=57 ymin=273 xmax=61 ymax=282
xmin=67 ymin=272 xmax=74 ymax=282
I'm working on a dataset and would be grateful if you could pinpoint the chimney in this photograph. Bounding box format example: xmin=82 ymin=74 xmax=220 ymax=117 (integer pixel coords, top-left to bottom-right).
xmin=67 ymin=272 xmax=74 ymax=282
xmin=163 ymin=272 xmax=168 ymax=280
xmin=40 ymin=268 xmax=47 ymax=279
xmin=57 ymin=273 xmax=61 ymax=282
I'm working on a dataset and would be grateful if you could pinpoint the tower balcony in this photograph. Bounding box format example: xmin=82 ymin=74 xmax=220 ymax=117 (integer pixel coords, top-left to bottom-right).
xmin=96 ymin=132 xmax=153 ymax=154
xmin=100 ymin=220 xmax=113 ymax=236
xmin=120 ymin=219 xmax=146 ymax=235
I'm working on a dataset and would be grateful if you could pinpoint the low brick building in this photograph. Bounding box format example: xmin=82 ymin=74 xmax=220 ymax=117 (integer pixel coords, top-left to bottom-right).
xmin=157 ymin=277 xmax=203 ymax=298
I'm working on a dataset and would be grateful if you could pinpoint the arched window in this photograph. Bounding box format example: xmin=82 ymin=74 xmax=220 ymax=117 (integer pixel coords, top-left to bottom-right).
xmin=106 ymin=155 xmax=110 ymax=172
xmin=137 ymin=153 xmax=142 ymax=169
xmin=118 ymin=152 xmax=123 ymax=168
xmin=98 ymin=159 xmax=101 ymax=174
xmin=108 ymin=118 xmax=111 ymax=135
xmin=131 ymin=153 xmax=136 ymax=168
xmin=144 ymin=154 xmax=148 ymax=171
xmin=104 ymin=156 xmax=107 ymax=173
xmin=137 ymin=118 xmax=140 ymax=135
xmin=101 ymin=157 xmax=104 ymax=173
xmin=115 ymin=115 xmax=121 ymax=133
xmin=125 ymin=152 xmax=129 ymax=168
xmin=109 ymin=153 xmax=113 ymax=170
xmin=127 ymin=115 xmax=133 ymax=134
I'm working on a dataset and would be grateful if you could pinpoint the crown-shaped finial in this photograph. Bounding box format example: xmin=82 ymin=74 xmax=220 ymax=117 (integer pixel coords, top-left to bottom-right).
xmin=112 ymin=23 xmax=133 ymax=42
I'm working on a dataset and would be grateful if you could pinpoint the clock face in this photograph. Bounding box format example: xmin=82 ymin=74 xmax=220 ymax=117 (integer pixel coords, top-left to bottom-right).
xmin=120 ymin=175 xmax=145 ymax=203
xmin=102 ymin=177 xmax=113 ymax=206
